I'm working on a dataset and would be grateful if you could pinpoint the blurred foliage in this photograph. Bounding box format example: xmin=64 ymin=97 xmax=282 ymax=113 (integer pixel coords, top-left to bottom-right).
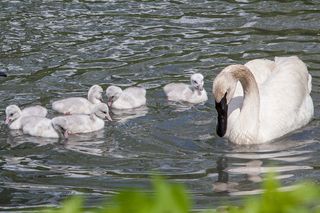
xmin=42 ymin=174 xmax=320 ymax=213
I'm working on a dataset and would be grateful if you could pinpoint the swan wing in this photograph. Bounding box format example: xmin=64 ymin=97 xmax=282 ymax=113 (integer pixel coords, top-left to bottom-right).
xmin=259 ymin=56 xmax=313 ymax=141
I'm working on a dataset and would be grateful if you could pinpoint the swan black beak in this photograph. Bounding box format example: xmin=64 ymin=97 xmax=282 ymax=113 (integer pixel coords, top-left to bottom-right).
xmin=215 ymin=93 xmax=228 ymax=137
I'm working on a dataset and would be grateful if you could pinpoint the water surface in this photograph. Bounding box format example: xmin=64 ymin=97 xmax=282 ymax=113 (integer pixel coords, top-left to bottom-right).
xmin=1 ymin=0 xmax=320 ymax=210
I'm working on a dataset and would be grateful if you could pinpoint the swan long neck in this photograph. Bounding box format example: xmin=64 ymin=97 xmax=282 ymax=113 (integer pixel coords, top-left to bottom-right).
xmin=229 ymin=65 xmax=260 ymax=142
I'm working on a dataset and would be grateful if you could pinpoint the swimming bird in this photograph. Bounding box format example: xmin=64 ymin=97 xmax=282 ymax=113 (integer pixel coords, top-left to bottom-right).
xmin=212 ymin=56 xmax=313 ymax=145
xmin=163 ymin=73 xmax=208 ymax=104
xmin=106 ymin=86 xmax=146 ymax=109
xmin=52 ymin=85 xmax=103 ymax=114
xmin=51 ymin=103 xmax=112 ymax=136
xmin=5 ymin=105 xmax=48 ymax=130
xmin=20 ymin=116 xmax=67 ymax=138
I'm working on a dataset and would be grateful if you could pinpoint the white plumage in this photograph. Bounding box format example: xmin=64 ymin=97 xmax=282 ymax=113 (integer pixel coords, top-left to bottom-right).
xmin=51 ymin=103 xmax=112 ymax=135
xmin=52 ymin=85 xmax=103 ymax=114
xmin=212 ymin=56 xmax=314 ymax=145
xmin=5 ymin=105 xmax=47 ymax=130
xmin=106 ymin=86 xmax=146 ymax=109
xmin=164 ymin=73 xmax=208 ymax=104
xmin=20 ymin=116 xmax=61 ymax=138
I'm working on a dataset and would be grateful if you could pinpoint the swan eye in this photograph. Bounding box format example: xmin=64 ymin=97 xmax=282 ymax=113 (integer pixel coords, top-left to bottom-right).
xmin=193 ymin=80 xmax=197 ymax=84
xmin=10 ymin=113 xmax=14 ymax=116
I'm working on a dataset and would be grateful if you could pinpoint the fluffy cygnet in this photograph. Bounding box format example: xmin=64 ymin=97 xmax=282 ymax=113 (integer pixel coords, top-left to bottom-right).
xmin=51 ymin=103 xmax=112 ymax=136
xmin=105 ymin=86 xmax=146 ymax=109
xmin=5 ymin=105 xmax=48 ymax=130
xmin=163 ymin=73 xmax=208 ymax=104
xmin=52 ymin=85 xmax=103 ymax=114
xmin=20 ymin=116 xmax=67 ymax=138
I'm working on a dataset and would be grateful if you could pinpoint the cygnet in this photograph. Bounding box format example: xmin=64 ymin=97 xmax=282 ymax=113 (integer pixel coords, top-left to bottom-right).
xmin=5 ymin=105 xmax=48 ymax=129
xmin=163 ymin=73 xmax=208 ymax=104
xmin=52 ymin=85 xmax=103 ymax=114
xmin=105 ymin=86 xmax=146 ymax=109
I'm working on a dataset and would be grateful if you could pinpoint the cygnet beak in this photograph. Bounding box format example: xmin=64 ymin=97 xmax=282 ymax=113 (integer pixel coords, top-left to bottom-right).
xmin=64 ymin=130 xmax=70 ymax=139
xmin=4 ymin=118 xmax=11 ymax=125
xmin=107 ymin=98 xmax=113 ymax=107
xmin=105 ymin=113 xmax=112 ymax=121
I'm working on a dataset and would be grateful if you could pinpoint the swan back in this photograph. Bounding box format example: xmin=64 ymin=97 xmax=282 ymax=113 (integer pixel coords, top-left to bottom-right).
xmin=20 ymin=116 xmax=60 ymax=138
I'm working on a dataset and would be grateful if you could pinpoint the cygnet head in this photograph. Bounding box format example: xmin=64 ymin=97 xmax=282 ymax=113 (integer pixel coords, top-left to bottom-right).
xmin=93 ymin=103 xmax=112 ymax=121
xmin=51 ymin=117 xmax=70 ymax=139
xmin=5 ymin=105 xmax=22 ymax=125
xmin=212 ymin=66 xmax=239 ymax=138
xmin=88 ymin=85 xmax=103 ymax=104
xmin=105 ymin=86 xmax=122 ymax=107
xmin=190 ymin=73 xmax=205 ymax=92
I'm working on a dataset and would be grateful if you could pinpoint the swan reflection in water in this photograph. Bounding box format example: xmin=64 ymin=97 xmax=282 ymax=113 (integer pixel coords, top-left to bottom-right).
xmin=111 ymin=105 xmax=148 ymax=123
xmin=212 ymin=137 xmax=315 ymax=194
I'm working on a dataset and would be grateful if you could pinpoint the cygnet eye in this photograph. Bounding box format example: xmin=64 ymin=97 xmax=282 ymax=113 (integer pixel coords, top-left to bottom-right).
xmin=193 ymin=80 xmax=197 ymax=84
xmin=10 ymin=113 xmax=14 ymax=116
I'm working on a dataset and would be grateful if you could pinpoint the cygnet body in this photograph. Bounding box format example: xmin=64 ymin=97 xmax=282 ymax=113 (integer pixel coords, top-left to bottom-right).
xmin=51 ymin=103 xmax=112 ymax=135
xmin=5 ymin=105 xmax=48 ymax=130
xmin=52 ymin=85 xmax=103 ymax=114
xmin=20 ymin=116 xmax=65 ymax=138
xmin=163 ymin=73 xmax=208 ymax=104
xmin=106 ymin=86 xmax=146 ymax=109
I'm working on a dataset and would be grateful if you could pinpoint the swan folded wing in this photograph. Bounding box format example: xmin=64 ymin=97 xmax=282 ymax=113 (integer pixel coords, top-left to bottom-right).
xmin=52 ymin=97 xmax=93 ymax=114
xmin=259 ymin=56 xmax=312 ymax=141
xmin=124 ymin=87 xmax=146 ymax=97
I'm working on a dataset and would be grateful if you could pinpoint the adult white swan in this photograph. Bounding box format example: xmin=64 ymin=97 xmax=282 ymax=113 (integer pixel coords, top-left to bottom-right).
xmin=52 ymin=85 xmax=103 ymax=114
xmin=212 ymin=56 xmax=313 ymax=145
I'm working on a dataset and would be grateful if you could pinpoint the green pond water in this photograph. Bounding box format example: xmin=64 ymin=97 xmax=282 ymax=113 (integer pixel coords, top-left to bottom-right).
xmin=0 ymin=0 xmax=320 ymax=210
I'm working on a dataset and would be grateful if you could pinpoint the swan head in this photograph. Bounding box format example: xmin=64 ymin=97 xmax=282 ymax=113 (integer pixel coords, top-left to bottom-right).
xmin=190 ymin=73 xmax=205 ymax=92
xmin=51 ymin=117 xmax=70 ymax=139
xmin=88 ymin=85 xmax=103 ymax=104
xmin=5 ymin=105 xmax=22 ymax=125
xmin=212 ymin=69 xmax=238 ymax=137
xmin=93 ymin=103 xmax=112 ymax=121
xmin=105 ymin=86 xmax=122 ymax=107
